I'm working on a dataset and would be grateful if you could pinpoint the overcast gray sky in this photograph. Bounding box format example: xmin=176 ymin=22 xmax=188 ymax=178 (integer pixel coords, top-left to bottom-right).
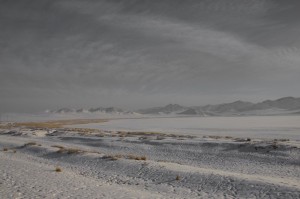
xmin=1 ymin=0 xmax=300 ymax=113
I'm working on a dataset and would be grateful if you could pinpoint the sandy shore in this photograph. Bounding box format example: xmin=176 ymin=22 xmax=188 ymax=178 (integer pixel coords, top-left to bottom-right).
xmin=1 ymin=126 xmax=300 ymax=198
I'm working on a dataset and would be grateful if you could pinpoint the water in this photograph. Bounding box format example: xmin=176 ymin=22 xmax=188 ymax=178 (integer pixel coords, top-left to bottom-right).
xmin=69 ymin=115 xmax=300 ymax=140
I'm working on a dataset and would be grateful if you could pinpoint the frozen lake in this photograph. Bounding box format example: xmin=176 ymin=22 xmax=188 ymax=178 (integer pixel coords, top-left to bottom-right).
xmin=69 ymin=116 xmax=300 ymax=140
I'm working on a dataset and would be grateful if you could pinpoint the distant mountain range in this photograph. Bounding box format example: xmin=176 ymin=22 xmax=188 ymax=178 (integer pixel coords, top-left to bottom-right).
xmin=50 ymin=97 xmax=300 ymax=116
xmin=137 ymin=97 xmax=300 ymax=116
xmin=49 ymin=107 xmax=134 ymax=115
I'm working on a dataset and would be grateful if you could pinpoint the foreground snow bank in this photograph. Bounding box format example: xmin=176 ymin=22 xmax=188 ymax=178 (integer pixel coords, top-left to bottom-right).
xmin=0 ymin=128 xmax=299 ymax=198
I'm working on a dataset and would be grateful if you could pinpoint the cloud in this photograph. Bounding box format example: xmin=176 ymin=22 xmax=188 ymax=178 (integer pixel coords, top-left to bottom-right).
xmin=0 ymin=0 xmax=300 ymax=112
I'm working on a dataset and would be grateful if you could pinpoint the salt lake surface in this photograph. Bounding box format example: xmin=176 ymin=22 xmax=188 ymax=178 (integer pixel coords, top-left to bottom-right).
xmin=69 ymin=116 xmax=300 ymax=140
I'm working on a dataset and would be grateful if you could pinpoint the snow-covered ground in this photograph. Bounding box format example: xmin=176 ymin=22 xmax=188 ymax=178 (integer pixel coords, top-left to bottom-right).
xmin=69 ymin=115 xmax=300 ymax=140
xmin=1 ymin=121 xmax=300 ymax=198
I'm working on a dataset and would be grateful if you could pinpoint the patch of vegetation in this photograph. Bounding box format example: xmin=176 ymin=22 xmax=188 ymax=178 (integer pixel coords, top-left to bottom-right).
xmin=204 ymin=135 xmax=223 ymax=139
xmin=139 ymin=156 xmax=147 ymax=161
xmin=52 ymin=145 xmax=103 ymax=156
xmin=103 ymin=155 xmax=119 ymax=161
xmin=103 ymin=154 xmax=148 ymax=161
xmin=274 ymin=139 xmax=289 ymax=142
xmin=234 ymin=138 xmax=252 ymax=142
xmin=51 ymin=145 xmax=65 ymax=149
xmin=115 ymin=131 xmax=196 ymax=140
xmin=0 ymin=123 xmax=15 ymax=130
xmin=55 ymin=167 xmax=62 ymax=172
xmin=127 ymin=154 xmax=147 ymax=161
xmin=117 ymin=131 xmax=166 ymax=137
xmin=14 ymin=119 xmax=108 ymax=129
xmin=203 ymin=135 xmax=235 ymax=140
xmin=2 ymin=148 xmax=16 ymax=153
xmin=156 ymin=135 xmax=165 ymax=140
xmin=56 ymin=147 xmax=83 ymax=154
xmin=138 ymin=136 xmax=150 ymax=140
xmin=23 ymin=142 xmax=37 ymax=147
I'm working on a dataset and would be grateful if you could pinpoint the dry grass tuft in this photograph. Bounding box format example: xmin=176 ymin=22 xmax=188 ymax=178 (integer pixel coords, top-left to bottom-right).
xmin=103 ymin=154 xmax=147 ymax=161
xmin=56 ymin=147 xmax=83 ymax=154
xmin=24 ymin=142 xmax=37 ymax=147
xmin=115 ymin=131 xmax=166 ymax=138
xmin=66 ymin=148 xmax=82 ymax=154
xmin=203 ymin=135 xmax=235 ymax=140
xmin=111 ymin=157 xmax=119 ymax=161
xmin=274 ymin=139 xmax=289 ymax=142
xmin=234 ymin=138 xmax=252 ymax=142
xmin=55 ymin=167 xmax=62 ymax=172
xmin=0 ymin=123 xmax=14 ymax=129
xmin=53 ymin=145 xmax=103 ymax=155
xmin=2 ymin=148 xmax=16 ymax=153
xmin=103 ymin=155 xmax=120 ymax=161
xmin=51 ymin=145 xmax=65 ymax=149
xmin=114 ymin=154 xmax=123 ymax=159
xmin=127 ymin=154 xmax=147 ymax=161
xmin=139 ymin=156 xmax=147 ymax=161
xmin=156 ymin=135 xmax=165 ymax=140
xmin=213 ymin=136 xmax=223 ymax=139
